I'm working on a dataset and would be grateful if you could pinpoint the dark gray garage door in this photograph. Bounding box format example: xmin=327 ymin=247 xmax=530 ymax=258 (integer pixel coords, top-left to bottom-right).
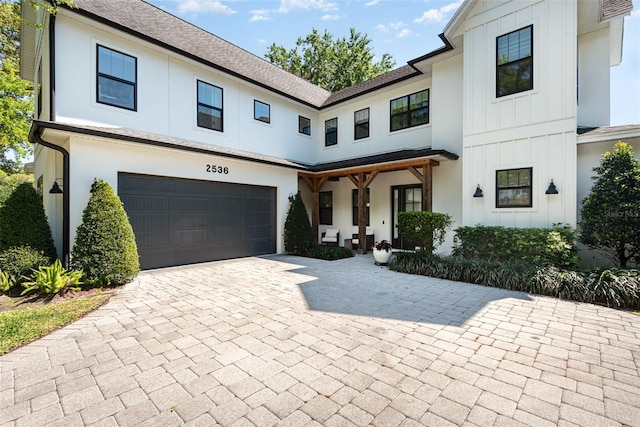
xmin=118 ymin=173 xmax=276 ymax=270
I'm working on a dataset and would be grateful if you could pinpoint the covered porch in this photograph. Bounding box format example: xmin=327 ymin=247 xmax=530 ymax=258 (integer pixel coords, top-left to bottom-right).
xmin=299 ymin=149 xmax=459 ymax=254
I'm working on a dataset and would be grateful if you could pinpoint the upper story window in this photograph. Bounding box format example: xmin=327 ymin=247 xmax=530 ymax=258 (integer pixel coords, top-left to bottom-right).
xmin=197 ymin=80 xmax=223 ymax=132
xmin=497 ymin=25 xmax=533 ymax=98
xmin=354 ymin=108 xmax=370 ymax=140
xmin=325 ymin=118 xmax=338 ymax=147
xmin=390 ymin=89 xmax=429 ymax=131
xmin=254 ymin=100 xmax=270 ymax=123
xmin=97 ymin=45 xmax=137 ymax=111
xmin=299 ymin=116 xmax=311 ymax=135
xmin=496 ymin=167 xmax=532 ymax=208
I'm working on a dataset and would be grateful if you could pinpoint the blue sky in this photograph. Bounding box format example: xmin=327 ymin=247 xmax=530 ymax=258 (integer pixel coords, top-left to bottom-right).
xmin=147 ymin=0 xmax=639 ymax=125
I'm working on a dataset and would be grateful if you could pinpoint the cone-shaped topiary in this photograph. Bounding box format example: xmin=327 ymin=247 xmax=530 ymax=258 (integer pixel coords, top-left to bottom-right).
xmin=71 ymin=179 xmax=139 ymax=285
xmin=0 ymin=183 xmax=57 ymax=261
xmin=284 ymin=192 xmax=313 ymax=255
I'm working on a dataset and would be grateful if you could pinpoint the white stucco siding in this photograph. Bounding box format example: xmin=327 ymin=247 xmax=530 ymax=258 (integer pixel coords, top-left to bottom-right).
xmin=53 ymin=12 xmax=319 ymax=165
xmin=64 ymin=135 xmax=299 ymax=256
xmin=431 ymin=54 xmax=463 ymax=155
xmin=577 ymin=28 xmax=611 ymax=127
xmin=314 ymin=78 xmax=435 ymax=164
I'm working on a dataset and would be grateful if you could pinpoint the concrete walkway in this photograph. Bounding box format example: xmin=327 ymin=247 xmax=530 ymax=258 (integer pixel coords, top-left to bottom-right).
xmin=1 ymin=254 xmax=639 ymax=426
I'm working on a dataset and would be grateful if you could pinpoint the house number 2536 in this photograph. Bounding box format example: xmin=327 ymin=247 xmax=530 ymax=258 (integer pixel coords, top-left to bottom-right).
xmin=206 ymin=165 xmax=229 ymax=174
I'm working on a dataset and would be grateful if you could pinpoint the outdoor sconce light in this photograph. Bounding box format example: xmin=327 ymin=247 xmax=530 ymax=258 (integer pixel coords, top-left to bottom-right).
xmin=473 ymin=185 xmax=484 ymax=198
xmin=288 ymin=193 xmax=294 ymax=202
xmin=49 ymin=178 xmax=63 ymax=194
xmin=545 ymin=180 xmax=559 ymax=195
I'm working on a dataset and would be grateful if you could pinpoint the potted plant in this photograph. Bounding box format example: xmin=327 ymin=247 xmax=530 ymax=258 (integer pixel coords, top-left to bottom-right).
xmin=373 ymin=240 xmax=393 ymax=265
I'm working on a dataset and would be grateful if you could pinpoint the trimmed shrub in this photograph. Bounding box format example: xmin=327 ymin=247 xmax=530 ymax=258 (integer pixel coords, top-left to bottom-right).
xmin=452 ymin=224 xmax=579 ymax=267
xmin=71 ymin=179 xmax=139 ymax=285
xmin=389 ymin=252 xmax=639 ymax=309
xmin=284 ymin=192 xmax=313 ymax=255
xmin=0 ymin=183 xmax=57 ymax=260
xmin=0 ymin=246 xmax=51 ymax=285
xmin=305 ymin=245 xmax=354 ymax=261
xmin=397 ymin=211 xmax=452 ymax=253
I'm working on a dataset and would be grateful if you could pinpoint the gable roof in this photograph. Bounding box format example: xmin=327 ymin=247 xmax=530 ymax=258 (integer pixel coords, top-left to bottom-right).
xmin=601 ymin=0 xmax=634 ymax=19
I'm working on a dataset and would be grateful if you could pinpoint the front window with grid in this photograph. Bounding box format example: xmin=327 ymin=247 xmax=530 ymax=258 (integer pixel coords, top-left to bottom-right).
xmin=496 ymin=168 xmax=532 ymax=208
xmin=497 ymin=25 xmax=533 ymax=97
xmin=390 ymin=89 xmax=429 ymax=131
xmin=354 ymin=108 xmax=370 ymax=140
xmin=97 ymin=45 xmax=137 ymax=110
xmin=325 ymin=118 xmax=338 ymax=147
xmin=319 ymin=191 xmax=333 ymax=225
xmin=197 ymin=80 xmax=223 ymax=131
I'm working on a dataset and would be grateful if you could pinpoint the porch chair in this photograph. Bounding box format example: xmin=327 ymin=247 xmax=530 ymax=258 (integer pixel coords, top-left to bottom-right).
xmin=321 ymin=228 xmax=340 ymax=246
xmin=352 ymin=227 xmax=375 ymax=250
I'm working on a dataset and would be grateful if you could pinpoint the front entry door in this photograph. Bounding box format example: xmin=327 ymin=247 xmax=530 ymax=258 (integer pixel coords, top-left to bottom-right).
xmin=391 ymin=184 xmax=422 ymax=250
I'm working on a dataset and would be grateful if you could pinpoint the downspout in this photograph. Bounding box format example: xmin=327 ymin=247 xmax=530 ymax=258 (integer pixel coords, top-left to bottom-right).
xmin=35 ymin=5 xmax=70 ymax=268
xmin=32 ymin=129 xmax=70 ymax=268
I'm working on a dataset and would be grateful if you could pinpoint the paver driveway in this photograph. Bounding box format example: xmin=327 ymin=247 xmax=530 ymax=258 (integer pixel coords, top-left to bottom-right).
xmin=1 ymin=254 xmax=639 ymax=426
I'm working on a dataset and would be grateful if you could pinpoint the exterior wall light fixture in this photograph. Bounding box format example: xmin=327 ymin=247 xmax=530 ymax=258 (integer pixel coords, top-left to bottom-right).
xmin=473 ymin=185 xmax=483 ymax=198
xmin=49 ymin=178 xmax=63 ymax=194
xmin=545 ymin=180 xmax=559 ymax=195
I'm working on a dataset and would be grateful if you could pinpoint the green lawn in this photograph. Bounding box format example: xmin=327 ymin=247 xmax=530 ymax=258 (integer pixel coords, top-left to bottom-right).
xmin=0 ymin=295 xmax=110 ymax=355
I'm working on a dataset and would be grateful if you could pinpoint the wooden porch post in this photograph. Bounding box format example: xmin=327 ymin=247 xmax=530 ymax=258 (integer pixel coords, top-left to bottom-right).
xmin=348 ymin=171 xmax=378 ymax=254
xmin=301 ymin=174 xmax=327 ymax=246
xmin=423 ymin=162 xmax=433 ymax=212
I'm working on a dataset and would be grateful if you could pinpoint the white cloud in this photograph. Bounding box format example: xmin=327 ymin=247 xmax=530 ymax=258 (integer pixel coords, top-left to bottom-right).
xmin=175 ymin=0 xmax=237 ymax=16
xmin=375 ymin=24 xmax=389 ymax=32
xmin=278 ymin=0 xmax=338 ymax=13
xmin=397 ymin=29 xmax=413 ymax=38
xmin=257 ymin=38 xmax=269 ymax=46
xmin=321 ymin=14 xmax=341 ymax=21
xmin=414 ymin=0 xmax=462 ymax=24
xmin=250 ymin=9 xmax=271 ymax=21
xmin=365 ymin=0 xmax=381 ymax=6
xmin=390 ymin=21 xmax=405 ymax=30
xmin=631 ymin=8 xmax=640 ymax=18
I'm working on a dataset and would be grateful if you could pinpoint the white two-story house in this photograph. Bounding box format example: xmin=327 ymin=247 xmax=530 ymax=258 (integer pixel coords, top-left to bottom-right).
xmin=20 ymin=0 xmax=639 ymax=270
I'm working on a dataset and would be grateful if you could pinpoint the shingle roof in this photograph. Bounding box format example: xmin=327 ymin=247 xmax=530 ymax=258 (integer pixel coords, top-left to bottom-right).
xmin=601 ymin=0 xmax=634 ymax=19
xmin=577 ymin=124 xmax=640 ymax=135
xmin=67 ymin=0 xmax=433 ymax=110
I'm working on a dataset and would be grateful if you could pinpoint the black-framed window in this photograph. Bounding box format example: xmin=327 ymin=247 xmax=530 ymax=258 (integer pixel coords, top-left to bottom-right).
xmin=390 ymin=89 xmax=429 ymax=131
xmin=197 ymin=80 xmax=223 ymax=131
xmin=354 ymin=108 xmax=370 ymax=140
xmin=496 ymin=167 xmax=532 ymax=208
xmin=97 ymin=45 xmax=137 ymax=110
xmin=352 ymin=188 xmax=370 ymax=226
xmin=299 ymin=116 xmax=311 ymax=135
xmin=497 ymin=25 xmax=533 ymax=97
xmin=254 ymin=100 xmax=270 ymax=123
xmin=325 ymin=118 xmax=338 ymax=147
xmin=319 ymin=191 xmax=333 ymax=225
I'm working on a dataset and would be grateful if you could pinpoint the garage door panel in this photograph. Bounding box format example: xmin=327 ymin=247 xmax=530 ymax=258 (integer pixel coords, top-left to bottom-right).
xmin=119 ymin=173 xmax=276 ymax=269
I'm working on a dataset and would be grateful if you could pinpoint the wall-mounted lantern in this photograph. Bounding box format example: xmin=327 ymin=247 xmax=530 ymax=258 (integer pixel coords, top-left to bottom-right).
xmin=473 ymin=185 xmax=484 ymax=198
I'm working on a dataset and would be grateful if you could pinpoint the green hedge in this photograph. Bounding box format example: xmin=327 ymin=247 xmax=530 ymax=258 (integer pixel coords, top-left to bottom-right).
xmin=305 ymin=245 xmax=354 ymax=261
xmin=389 ymin=252 xmax=639 ymax=309
xmin=0 ymin=246 xmax=52 ymax=287
xmin=452 ymin=224 xmax=579 ymax=267
xmin=397 ymin=211 xmax=452 ymax=253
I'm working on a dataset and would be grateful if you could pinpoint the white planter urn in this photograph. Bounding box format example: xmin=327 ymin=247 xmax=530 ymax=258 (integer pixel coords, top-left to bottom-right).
xmin=373 ymin=248 xmax=392 ymax=265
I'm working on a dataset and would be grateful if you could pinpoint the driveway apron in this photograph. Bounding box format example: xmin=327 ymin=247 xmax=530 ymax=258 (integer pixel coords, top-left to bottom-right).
xmin=1 ymin=255 xmax=639 ymax=426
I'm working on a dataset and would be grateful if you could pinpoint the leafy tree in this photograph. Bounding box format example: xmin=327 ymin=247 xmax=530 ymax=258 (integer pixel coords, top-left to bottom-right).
xmin=265 ymin=28 xmax=395 ymax=92
xmin=0 ymin=1 xmax=33 ymax=170
xmin=72 ymin=179 xmax=139 ymax=285
xmin=0 ymin=182 xmax=56 ymax=260
xmin=580 ymin=141 xmax=640 ymax=268
xmin=284 ymin=192 xmax=312 ymax=255
xmin=0 ymin=169 xmax=33 ymax=206
xmin=397 ymin=211 xmax=452 ymax=254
